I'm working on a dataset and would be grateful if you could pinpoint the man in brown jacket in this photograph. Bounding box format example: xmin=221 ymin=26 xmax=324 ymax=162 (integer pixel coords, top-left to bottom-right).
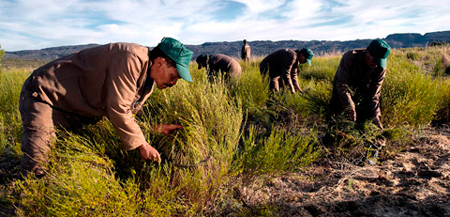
xmin=196 ymin=53 xmax=242 ymax=81
xmin=259 ymin=48 xmax=314 ymax=94
xmin=329 ymin=39 xmax=391 ymax=129
xmin=241 ymin=39 xmax=251 ymax=62
xmin=19 ymin=37 xmax=193 ymax=177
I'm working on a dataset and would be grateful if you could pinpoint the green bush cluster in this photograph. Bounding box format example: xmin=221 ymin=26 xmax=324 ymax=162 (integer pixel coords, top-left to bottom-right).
xmin=0 ymin=68 xmax=29 ymax=152
xmin=2 ymin=45 xmax=450 ymax=216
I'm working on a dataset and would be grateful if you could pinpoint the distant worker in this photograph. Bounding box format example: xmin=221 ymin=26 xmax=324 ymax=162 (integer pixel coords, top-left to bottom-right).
xmin=259 ymin=48 xmax=314 ymax=94
xmin=19 ymin=37 xmax=193 ymax=177
xmin=329 ymin=39 xmax=391 ymax=129
xmin=196 ymin=53 xmax=242 ymax=81
xmin=241 ymin=39 xmax=251 ymax=62
xmin=328 ymin=39 xmax=391 ymax=164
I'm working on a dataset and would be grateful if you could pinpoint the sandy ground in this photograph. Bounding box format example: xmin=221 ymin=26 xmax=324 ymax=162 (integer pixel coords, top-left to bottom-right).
xmin=225 ymin=128 xmax=450 ymax=217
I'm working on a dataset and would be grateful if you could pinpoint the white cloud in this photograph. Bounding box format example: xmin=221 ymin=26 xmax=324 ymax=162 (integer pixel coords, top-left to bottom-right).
xmin=234 ymin=0 xmax=285 ymax=14
xmin=0 ymin=0 xmax=449 ymax=51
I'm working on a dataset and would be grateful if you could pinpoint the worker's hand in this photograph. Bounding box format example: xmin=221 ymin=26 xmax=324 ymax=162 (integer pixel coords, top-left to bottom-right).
xmin=138 ymin=142 xmax=161 ymax=163
xmin=294 ymin=85 xmax=303 ymax=93
xmin=155 ymin=124 xmax=183 ymax=135
xmin=373 ymin=117 xmax=383 ymax=129
xmin=348 ymin=110 xmax=357 ymax=122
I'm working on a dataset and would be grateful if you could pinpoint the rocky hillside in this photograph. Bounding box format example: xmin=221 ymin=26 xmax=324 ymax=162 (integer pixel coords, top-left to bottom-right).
xmin=4 ymin=30 xmax=450 ymax=61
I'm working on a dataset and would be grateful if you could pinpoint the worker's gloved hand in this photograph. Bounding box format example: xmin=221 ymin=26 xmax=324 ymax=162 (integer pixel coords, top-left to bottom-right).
xmin=138 ymin=142 xmax=161 ymax=163
xmin=155 ymin=124 xmax=183 ymax=135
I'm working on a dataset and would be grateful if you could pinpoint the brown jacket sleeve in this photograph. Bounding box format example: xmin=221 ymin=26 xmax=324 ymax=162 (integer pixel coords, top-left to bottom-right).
xmin=335 ymin=53 xmax=356 ymax=120
xmin=105 ymin=52 xmax=146 ymax=150
xmin=368 ymin=68 xmax=386 ymax=128
xmin=290 ymin=59 xmax=301 ymax=91
xmin=282 ymin=52 xmax=297 ymax=93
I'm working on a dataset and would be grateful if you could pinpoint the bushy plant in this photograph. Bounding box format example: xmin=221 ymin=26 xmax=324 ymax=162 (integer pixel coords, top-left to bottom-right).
xmin=0 ymin=45 xmax=5 ymax=66
xmin=137 ymin=66 xmax=243 ymax=212
xmin=233 ymin=125 xmax=321 ymax=181
xmin=0 ymin=69 xmax=29 ymax=152
xmin=382 ymin=50 xmax=446 ymax=128
xmin=406 ymin=51 xmax=420 ymax=60
xmin=229 ymin=61 xmax=269 ymax=116
xmin=14 ymin=131 xmax=175 ymax=216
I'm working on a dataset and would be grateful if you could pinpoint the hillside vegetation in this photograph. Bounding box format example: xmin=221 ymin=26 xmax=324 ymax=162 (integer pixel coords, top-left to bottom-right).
xmin=1 ymin=45 xmax=450 ymax=216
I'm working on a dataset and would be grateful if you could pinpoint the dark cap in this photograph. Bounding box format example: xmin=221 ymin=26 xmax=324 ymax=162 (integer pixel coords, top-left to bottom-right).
xmin=367 ymin=39 xmax=390 ymax=68
xmin=299 ymin=48 xmax=314 ymax=66
xmin=157 ymin=37 xmax=194 ymax=82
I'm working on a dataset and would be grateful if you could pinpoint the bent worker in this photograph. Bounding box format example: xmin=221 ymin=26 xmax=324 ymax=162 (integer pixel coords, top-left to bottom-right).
xmin=241 ymin=39 xmax=251 ymax=62
xmin=196 ymin=53 xmax=242 ymax=81
xmin=329 ymin=39 xmax=390 ymax=129
xmin=329 ymin=39 xmax=391 ymax=164
xmin=19 ymin=37 xmax=193 ymax=177
xmin=259 ymin=48 xmax=314 ymax=94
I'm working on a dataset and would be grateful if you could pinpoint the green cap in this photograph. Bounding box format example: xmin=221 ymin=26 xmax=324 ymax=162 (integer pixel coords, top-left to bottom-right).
xmin=367 ymin=39 xmax=390 ymax=68
xmin=157 ymin=37 xmax=194 ymax=82
xmin=300 ymin=48 xmax=314 ymax=66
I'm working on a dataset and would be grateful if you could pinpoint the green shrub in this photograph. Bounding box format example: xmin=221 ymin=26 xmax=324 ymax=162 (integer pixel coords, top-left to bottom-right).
xmin=138 ymin=66 xmax=244 ymax=212
xmin=0 ymin=45 xmax=4 ymax=66
xmin=406 ymin=51 xmax=420 ymax=60
xmin=299 ymin=56 xmax=340 ymax=82
xmin=382 ymin=50 xmax=444 ymax=128
xmin=0 ymin=68 xmax=29 ymax=152
xmin=229 ymin=62 xmax=269 ymax=116
xmin=15 ymin=133 xmax=142 ymax=216
xmin=233 ymin=125 xmax=321 ymax=181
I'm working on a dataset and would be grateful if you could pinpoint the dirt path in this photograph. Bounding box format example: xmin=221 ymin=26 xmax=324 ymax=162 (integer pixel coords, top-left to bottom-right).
xmin=234 ymin=129 xmax=450 ymax=217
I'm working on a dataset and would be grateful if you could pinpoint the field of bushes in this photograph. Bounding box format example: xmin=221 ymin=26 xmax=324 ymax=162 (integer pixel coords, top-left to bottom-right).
xmin=1 ymin=45 xmax=450 ymax=216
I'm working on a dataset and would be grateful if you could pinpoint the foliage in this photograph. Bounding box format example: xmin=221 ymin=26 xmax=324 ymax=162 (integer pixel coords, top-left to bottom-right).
xmin=0 ymin=68 xmax=29 ymax=152
xmin=233 ymin=125 xmax=321 ymax=181
xmin=382 ymin=50 xmax=440 ymax=127
xmin=0 ymin=45 xmax=4 ymax=65
xmin=2 ymin=45 xmax=450 ymax=216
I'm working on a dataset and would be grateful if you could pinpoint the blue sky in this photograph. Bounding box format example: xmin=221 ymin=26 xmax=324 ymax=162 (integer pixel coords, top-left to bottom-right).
xmin=1 ymin=0 xmax=449 ymax=51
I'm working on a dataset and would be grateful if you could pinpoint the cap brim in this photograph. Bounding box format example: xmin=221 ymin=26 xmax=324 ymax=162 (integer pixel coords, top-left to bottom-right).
xmin=177 ymin=64 xmax=193 ymax=82
xmin=373 ymin=56 xmax=387 ymax=68
xmin=379 ymin=58 xmax=387 ymax=68
xmin=306 ymin=59 xmax=311 ymax=66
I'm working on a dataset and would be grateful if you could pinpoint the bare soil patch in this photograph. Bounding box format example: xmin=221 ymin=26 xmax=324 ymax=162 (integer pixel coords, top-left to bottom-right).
xmin=230 ymin=128 xmax=450 ymax=217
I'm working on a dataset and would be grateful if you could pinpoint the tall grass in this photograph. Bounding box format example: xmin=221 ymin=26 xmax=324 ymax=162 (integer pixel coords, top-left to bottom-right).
xmin=382 ymin=49 xmax=449 ymax=128
xmin=233 ymin=125 xmax=321 ymax=181
xmin=0 ymin=68 xmax=29 ymax=152
xmin=3 ymin=45 xmax=450 ymax=216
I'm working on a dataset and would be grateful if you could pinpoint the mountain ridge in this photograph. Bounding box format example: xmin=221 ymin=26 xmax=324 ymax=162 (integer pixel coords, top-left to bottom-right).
xmin=4 ymin=30 xmax=450 ymax=61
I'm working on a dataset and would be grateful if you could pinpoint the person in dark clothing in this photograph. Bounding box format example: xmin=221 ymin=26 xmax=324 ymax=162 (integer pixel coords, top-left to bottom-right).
xmin=196 ymin=53 xmax=242 ymax=81
xmin=329 ymin=39 xmax=390 ymax=129
xmin=241 ymin=39 xmax=251 ymax=62
xmin=259 ymin=48 xmax=314 ymax=94
xmin=328 ymin=39 xmax=391 ymax=165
